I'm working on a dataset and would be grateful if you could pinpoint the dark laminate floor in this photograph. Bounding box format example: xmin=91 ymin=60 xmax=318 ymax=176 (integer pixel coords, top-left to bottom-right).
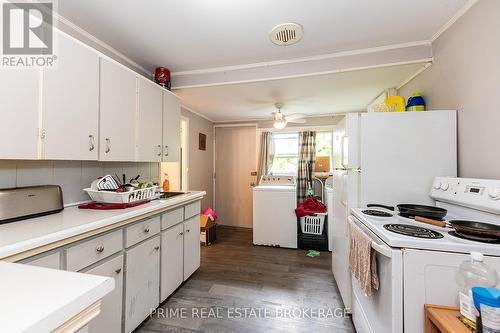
xmin=136 ymin=226 xmax=355 ymax=333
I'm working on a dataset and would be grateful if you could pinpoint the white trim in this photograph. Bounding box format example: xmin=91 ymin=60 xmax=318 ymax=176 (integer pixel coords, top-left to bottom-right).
xmin=172 ymin=58 xmax=434 ymax=89
xmin=430 ymin=0 xmax=480 ymax=42
xmin=213 ymin=113 xmax=342 ymax=124
xmin=180 ymin=105 xmax=214 ymax=122
xmin=53 ymin=13 xmax=151 ymax=77
xmin=258 ymin=125 xmax=336 ymax=133
xmin=396 ymin=62 xmax=433 ymax=90
xmin=214 ymin=123 xmax=259 ymax=128
xmin=172 ymin=40 xmax=430 ymax=76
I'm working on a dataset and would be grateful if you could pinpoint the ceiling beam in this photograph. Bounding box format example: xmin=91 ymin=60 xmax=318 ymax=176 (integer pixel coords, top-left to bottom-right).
xmin=172 ymin=41 xmax=433 ymax=89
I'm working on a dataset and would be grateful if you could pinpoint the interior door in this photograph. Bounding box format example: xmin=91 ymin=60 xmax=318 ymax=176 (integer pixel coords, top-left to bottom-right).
xmin=44 ymin=30 xmax=99 ymax=160
xmin=215 ymin=126 xmax=256 ymax=227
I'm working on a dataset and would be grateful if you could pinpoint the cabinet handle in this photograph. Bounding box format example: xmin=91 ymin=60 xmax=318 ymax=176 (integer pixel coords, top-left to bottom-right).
xmin=96 ymin=245 xmax=105 ymax=253
xmin=89 ymin=135 xmax=95 ymax=151
xmin=186 ymin=229 xmax=190 ymax=233
xmin=144 ymin=227 xmax=150 ymax=233
xmin=157 ymin=145 xmax=162 ymax=157
xmin=154 ymin=246 xmax=160 ymax=251
xmin=105 ymin=138 xmax=111 ymax=153
xmin=178 ymin=232 xmax=184 ymax=236
xmin=164 ymin=145 xmax=169 ymax=157
xmin=115 ymin=268 xmax=122 ymax=274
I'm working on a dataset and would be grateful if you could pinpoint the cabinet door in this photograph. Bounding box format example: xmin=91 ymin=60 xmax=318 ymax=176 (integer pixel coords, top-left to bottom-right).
xmin=137 ymin=78 xmax=162 ymax=162
xmin=85 ymin=255 xmax=123 ymax=333
xmin=183 ymin=215 xmax=200 ymax=280
xmin=162 ymin=91 xmax=181 ymax=162
xmin=124 ymin=236 xmax=160 ymax=333
xmin=160 ymin=223 xmax=184 ymax=301
xmin=0 ymin=68 xmax=41 ymax=159
xmin=100 ymin=58 xmax=137 ymax=161
xmin=44 ymin=31 xmax=99 ymax=160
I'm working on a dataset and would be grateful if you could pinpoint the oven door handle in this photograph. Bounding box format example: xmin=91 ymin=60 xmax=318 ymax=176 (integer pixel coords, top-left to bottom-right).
xmin=348 ymin=216 xmax=393 ymax=258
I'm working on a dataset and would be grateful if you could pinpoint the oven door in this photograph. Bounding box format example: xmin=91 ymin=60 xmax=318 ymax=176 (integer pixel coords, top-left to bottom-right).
xmin=348 ymin=215 xmax=403 ymax=333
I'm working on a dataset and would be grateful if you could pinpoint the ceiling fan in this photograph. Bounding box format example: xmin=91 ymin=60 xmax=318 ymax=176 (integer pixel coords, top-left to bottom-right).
xmin=272 ymin=103 xmax=306 ymax=129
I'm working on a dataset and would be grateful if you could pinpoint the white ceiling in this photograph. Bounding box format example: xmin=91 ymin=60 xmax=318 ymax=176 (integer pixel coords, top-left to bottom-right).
xmin=57 ymin=0 xmax=467 ymax=72
xmin=175 ymin=63 xmax=427 ymax=122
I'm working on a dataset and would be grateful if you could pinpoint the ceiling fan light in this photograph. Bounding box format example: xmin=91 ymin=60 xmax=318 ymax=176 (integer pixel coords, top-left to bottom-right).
xmin=273 ymin=119 xmax=287 ymax=129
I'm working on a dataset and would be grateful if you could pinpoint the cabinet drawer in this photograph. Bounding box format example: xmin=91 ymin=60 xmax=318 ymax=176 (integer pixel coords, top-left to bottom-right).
xmin=126 ymin=216 xmax=161 ymax=248
xmin=24 ymin=252 xmax=61 ymax=269
xmin=67 ymin=230 xmax=123 ymax=272
xmin=161 ymin=207 xmax=184 ymax=230
xmin=184 ymin=201 xmax=201 ymax=219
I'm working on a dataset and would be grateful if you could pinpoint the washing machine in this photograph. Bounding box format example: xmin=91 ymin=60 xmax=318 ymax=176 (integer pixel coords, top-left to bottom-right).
xmin=253 ymin=176 xmax=297 ymax=248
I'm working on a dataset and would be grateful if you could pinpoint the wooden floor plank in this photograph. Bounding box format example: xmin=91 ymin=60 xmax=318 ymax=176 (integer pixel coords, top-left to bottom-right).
xmin=136 ymin=226 xmax=354 ymax=333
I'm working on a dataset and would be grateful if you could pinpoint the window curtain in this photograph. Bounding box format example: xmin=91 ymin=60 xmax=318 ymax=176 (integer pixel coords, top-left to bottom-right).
xmin=256 ymin=132 xmax=275 ymax=184
xmin=297 ymin=131 xmax=316 ymax=202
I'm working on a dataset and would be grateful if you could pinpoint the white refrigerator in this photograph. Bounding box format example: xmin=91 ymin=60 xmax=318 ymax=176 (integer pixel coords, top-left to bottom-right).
xmin=331 ymin=111 xmax=457 ymax=310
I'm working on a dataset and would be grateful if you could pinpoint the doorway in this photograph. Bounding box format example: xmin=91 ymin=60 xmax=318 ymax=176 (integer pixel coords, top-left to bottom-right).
xmin=214 ymin=125 xmax=257 ymax=228
xmin=180 ymin=117 xmax=189 ymax=191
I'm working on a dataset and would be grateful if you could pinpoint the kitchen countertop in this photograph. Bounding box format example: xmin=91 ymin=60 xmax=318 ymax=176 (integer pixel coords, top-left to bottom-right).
xmin=0 ymin=191 xmax=205 ymax=260
xmin=0 ymin=261 xmax=114 ymax=333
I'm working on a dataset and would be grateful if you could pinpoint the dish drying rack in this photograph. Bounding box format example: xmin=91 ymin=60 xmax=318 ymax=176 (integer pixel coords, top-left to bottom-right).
xmin=84 ymin=186 xmax=160 ymax=204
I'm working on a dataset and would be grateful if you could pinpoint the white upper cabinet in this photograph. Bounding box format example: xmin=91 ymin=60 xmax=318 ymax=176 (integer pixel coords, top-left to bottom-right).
xmin=137 ymin=78 xmax=163 ymax=162
xmin=44 ymin=31 xmax=99 ymax=160
xmin=162 ymin=91 xmax=181 ymax=163
xmin=99 ymin=58 xmax=137 ymax=161
xmin=0 ymin=68 xmax=41 ymax=159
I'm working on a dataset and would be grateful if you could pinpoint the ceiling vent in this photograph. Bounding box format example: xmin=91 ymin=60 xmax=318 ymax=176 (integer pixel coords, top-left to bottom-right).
xmin=269 ymin=23 xmax=303 ymax=46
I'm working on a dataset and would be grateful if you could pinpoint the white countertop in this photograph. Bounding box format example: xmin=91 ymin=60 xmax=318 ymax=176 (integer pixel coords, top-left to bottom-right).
xmin=0 ymin=191 xmax=205 ymax=259
xmin=0 ymin=261 xmax=114 ymax=333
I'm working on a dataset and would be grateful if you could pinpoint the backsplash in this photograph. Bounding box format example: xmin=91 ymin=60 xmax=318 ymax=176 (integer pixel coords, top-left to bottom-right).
xmin=0 ymin=160 xmax=159 ymax=205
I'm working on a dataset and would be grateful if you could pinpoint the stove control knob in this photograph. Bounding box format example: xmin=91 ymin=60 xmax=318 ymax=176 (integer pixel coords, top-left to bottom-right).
xmin=440 ymin=182 xmax=450 ymax=191
xmin=433 ymin=181 xmax=442 ymax=190
xmin=488 ymin=187 xmax=500 ymax=200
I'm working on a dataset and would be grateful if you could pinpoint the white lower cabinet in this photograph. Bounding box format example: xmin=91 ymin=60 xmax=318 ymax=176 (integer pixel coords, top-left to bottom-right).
xmin=160 ymin=223 xmax=184 ymax=301
xmin=125 ymin=236 xmax=161 ymax=333
xmin=183 ymin=215 xmax=201 ymax=280
xmin=85 ymin=255 xmax=124 ymax=333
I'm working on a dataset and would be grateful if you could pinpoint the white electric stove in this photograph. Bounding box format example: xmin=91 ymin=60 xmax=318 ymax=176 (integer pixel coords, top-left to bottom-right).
xmin=348 ymin=177 xmax=500 ymax=333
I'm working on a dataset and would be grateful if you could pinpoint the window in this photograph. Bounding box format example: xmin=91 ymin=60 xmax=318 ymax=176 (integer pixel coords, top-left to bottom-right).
xmin=268 ymin=131 xmax=333 ymax=175
xmin=315 ymin=131 xmax=333 ymax=172
xmin=269 ymin=133 xmax=298 ymax=175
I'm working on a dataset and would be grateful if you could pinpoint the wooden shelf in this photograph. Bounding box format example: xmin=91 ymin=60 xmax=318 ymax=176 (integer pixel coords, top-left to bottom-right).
xmin=424 ymin=304 xmax=474 ymax=333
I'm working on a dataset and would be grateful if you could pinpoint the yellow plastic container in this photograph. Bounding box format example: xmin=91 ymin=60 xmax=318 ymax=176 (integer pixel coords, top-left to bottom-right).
xmin=384 ymin=96 xmax=406 ymax=112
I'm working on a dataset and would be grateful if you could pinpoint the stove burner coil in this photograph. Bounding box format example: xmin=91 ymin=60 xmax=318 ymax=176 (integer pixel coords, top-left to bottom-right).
xmin=383 ymin=224 xmax=443 ymax=239
xmin=362 ymin=209 xmax=393 ymax=218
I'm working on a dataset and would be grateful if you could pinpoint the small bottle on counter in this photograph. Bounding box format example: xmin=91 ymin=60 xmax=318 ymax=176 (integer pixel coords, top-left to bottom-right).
xmin=162 ymin=173 xmax=170 ymax=192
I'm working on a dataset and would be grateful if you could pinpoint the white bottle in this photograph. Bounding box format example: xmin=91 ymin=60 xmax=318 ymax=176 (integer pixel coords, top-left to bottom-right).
xmin=457 ymin=252 xmax=499 ymax=324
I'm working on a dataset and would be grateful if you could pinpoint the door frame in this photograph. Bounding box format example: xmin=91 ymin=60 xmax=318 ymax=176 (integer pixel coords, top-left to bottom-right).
xmin=213 ymin=123 xmax=258 ymax=211
xmin=180 ymin=116 xmax=190 ymax=192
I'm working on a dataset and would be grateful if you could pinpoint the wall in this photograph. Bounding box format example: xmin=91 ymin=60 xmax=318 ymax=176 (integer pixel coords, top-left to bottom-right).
xmin=181 ymin=108 xmax=214 ymax=210
xmin=398 ymin=0 xmax=500 ymax=179
xmin=0 ymin=161 xmax=158 ymax=205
